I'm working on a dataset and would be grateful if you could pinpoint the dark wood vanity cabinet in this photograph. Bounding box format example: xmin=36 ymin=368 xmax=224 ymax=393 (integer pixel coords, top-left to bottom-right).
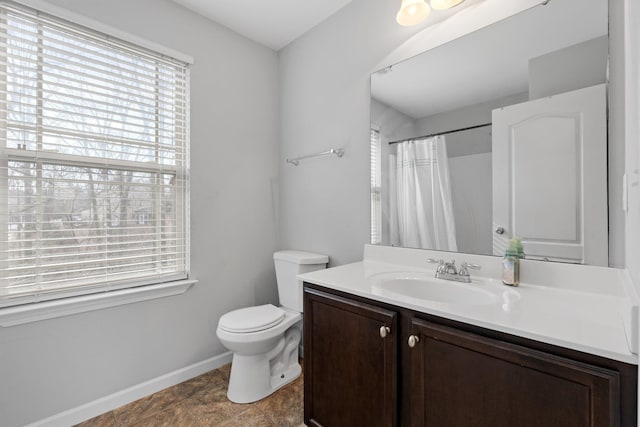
xmin=409 ymin=318 xmax=620 ymax=427
xmin=303 ymin=287 xmax=398 ymax=427
xmin=303 ymin=283 xmax=637 ymax=427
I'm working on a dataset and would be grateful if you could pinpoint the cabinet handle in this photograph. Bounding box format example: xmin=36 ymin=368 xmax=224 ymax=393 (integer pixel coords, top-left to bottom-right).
xmin=379 ymin=326 xmax=391 ymax=338
xmin=408 ymin=335 xmax=420 ymax=348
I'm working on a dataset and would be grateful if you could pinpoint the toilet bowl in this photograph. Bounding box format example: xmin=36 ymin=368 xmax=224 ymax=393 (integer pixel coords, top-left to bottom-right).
xmin=216 ymin=250 xmax=328 ymax=403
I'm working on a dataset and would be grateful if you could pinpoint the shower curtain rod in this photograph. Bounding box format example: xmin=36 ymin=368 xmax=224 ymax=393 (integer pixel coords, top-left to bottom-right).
xmin=388 ymin=122 xmax=492 ymax=145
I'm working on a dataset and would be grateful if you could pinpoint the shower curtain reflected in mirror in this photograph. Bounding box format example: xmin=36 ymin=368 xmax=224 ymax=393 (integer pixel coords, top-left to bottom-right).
xmin=389 ymin=135 xmax=457 ymax=250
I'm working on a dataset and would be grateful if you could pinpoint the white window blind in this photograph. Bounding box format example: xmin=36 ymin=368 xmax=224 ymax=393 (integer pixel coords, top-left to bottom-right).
xmin=370 ymin=128 xmax=381 ymax=245
xmin=0 ymin=1 xmax=190 ymax=307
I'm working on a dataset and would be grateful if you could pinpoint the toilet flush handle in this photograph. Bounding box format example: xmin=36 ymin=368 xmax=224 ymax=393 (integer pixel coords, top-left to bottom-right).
xmin=379 ymin=326 xmax=391 ymax=338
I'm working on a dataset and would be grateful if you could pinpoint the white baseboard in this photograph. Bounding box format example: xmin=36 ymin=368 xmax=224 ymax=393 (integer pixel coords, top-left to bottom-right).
xmin=26 ymin=352 xmax=233 ymax=427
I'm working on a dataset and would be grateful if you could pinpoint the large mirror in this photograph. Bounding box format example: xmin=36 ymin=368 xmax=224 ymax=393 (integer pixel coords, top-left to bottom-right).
xmin=370 ymin=0 xmax=620 ymax=267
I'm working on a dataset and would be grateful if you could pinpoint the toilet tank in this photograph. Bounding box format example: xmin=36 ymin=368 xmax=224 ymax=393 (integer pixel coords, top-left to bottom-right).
xmin=273 ymin=250 xmax=328 ymax=312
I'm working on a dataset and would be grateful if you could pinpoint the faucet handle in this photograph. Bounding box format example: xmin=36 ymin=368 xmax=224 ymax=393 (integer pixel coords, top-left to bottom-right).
xmin=459 ymin=262 xmax=481 ymax=277
xmin=427 ymin=258 xmax=445 ymax=274
xmin=461 ymin=262 xmax=481 ymax=270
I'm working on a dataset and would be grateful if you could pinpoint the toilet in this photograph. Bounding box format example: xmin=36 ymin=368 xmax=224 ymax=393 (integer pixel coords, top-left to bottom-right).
xmin=216 ymin=250 xmax=328 ymax=403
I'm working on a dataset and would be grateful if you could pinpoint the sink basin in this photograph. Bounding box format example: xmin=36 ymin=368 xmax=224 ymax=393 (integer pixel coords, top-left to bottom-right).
xmin=370 ymin=272 xmax=496 ymax=306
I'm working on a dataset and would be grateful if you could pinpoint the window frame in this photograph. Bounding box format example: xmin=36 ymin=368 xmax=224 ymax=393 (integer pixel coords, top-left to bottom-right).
xmin=0 ymin=0 xmax=194 ymax=316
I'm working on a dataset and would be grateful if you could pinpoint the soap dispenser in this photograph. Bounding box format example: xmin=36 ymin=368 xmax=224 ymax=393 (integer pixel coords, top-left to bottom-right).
xmin=502 ymin=238 xmax=521 ymax=287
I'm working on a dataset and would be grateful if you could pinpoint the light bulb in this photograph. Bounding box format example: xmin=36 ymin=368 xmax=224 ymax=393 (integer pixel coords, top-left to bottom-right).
xmin=430 ymin=0 xmax=465 ymax=10
xmin=396 ymin=0 xmax=430 ymax=26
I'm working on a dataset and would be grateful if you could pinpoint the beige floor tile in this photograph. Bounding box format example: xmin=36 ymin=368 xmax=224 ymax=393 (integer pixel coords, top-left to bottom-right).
xmin=172 ymin=370 xmax=226 ymax=400
xmin=218 ymin=405 xmax=276 ymax=427
xmin=256 ymin=385 xmax=304 ymax=427
xmin=183 ymin=382 xmax=247 ymax=427
xmin=113 ymin=387 xmax=181 ymax=426
xmin=129 ymin=403 xmax=200 ymax=427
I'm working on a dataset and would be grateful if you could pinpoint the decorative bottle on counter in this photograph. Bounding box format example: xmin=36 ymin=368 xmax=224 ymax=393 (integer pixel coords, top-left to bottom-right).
xmin=502 ymin=238 xmax=520 ymax=287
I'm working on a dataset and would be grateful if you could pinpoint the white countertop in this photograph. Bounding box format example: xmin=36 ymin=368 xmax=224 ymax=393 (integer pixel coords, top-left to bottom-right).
xmin=298 ymin=247 xmax=639 ymax=365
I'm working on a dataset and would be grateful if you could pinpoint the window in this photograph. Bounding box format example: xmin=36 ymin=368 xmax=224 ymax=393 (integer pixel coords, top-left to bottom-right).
xmin=0 ymin=2 xmax=190 ymax=308
xmin=370 ymin=128 xmax=381 ymax=245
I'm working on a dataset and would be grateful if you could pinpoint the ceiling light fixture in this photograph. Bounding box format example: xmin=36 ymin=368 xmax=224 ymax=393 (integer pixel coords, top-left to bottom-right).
xmin=396 ymin=0 xmax=430 ymax=26
xmin=430 ymin=0 xmax=465 ymax=10
xmin=396 ymin=0 xmax=466 ymax=26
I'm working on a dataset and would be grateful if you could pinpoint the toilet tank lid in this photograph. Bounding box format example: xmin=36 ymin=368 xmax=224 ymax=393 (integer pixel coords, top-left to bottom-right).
xmin=273 ymin=250 xmax=328 ymax=264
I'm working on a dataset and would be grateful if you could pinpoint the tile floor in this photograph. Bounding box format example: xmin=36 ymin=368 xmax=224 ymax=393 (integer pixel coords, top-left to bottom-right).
xmin=76 ymin=363 xmax=305 ymax=427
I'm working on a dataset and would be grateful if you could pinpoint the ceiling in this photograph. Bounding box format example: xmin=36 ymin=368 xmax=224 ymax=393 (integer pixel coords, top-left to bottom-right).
xmin=171 ymin=0 xmax=353 ymax=51
xmin=371 ymin=0 xmax=607 ymax=119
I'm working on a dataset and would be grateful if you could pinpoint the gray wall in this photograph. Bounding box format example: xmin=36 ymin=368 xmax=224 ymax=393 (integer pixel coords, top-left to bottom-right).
xmin=529 ymin=36 xmax=608 ymax=100
xmin=609 ymin=0 xmax=626 ymax=268
xmin=279 ymin=0 xmax=437 ymax=266
xmin=0 ymin=1 xmax=280 ymax=426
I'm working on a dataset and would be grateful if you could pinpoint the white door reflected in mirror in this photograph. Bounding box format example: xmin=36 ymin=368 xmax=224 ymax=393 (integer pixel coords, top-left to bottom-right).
xmin=492 ymin=84 xmax=608 ymax=266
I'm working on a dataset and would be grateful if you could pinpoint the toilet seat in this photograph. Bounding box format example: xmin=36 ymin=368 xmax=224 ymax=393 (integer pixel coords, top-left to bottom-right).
xmin=219 ymin=304 xmax=286 ymax=333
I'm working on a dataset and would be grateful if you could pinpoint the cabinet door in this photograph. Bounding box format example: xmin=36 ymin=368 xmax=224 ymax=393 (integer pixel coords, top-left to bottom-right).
xmin=408 ymin=319 xmax=620 ymax=427
xmin=304 ymin=287 xmax=397 ymax=427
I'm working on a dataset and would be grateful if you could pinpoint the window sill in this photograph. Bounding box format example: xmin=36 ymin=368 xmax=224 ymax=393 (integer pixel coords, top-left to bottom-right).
xmin=0 ymin=279 xmax=197 ymax=327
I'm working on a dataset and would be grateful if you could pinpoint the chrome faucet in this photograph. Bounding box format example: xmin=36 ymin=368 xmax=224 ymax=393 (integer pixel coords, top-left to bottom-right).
xmin=443 ymin=260 xmax=458 ymax=275
xmin=427 ymin=259 xmax=481 ymax=283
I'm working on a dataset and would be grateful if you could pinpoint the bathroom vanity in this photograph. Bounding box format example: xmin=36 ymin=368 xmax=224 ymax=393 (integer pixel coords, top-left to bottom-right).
xmin=299 ymin=246 xmax=638 ymax=427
